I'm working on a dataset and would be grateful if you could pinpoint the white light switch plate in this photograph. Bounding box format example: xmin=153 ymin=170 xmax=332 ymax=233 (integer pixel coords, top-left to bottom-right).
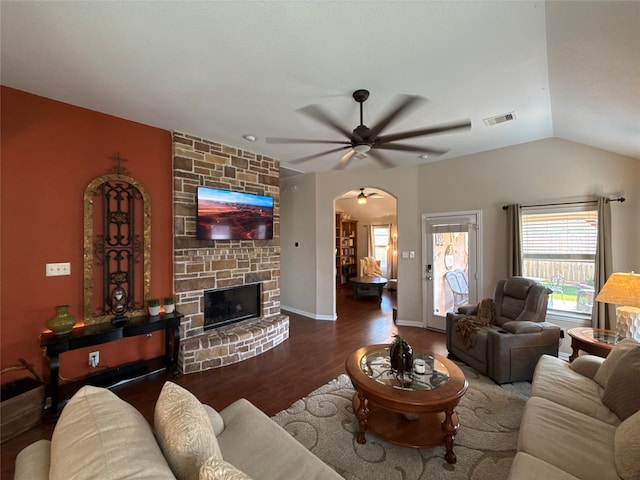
xmin=46 ymin=262 xmax=71 ymax=276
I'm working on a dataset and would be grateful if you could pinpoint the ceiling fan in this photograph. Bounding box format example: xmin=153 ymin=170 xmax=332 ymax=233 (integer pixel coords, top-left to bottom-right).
xmin=266 ymin=89 xmax=471 ymax=170
xmin=356 ymin=188 xmax=378 ymax=205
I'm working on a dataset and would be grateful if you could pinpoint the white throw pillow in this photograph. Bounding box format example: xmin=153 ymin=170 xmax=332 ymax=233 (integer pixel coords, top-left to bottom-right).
xmin=49 ymin=385 xmax=174 ymax=480
xmin=155 ymin=381 xmax=222 ymax=480
xmin=615 ymin=410 xmax=640 ymax=480
xmin=593 ymin=338 xmax=640 ymax=388
xmin=199 ymin=456 xmax=254 ymax=480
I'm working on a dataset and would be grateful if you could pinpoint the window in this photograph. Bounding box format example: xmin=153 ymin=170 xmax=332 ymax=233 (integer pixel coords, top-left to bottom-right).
xmin=521 ymin=206 xmax=597 ymax=315
xmin=372 ymin=226 xmax=390 ymax=276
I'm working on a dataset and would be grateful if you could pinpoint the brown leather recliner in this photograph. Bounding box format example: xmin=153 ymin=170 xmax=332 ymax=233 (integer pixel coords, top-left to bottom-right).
xmin=446 ymin=276 xmax=560 ymax=384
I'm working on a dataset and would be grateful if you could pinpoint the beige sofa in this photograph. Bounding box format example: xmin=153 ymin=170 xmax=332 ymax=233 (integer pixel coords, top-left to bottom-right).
xmin=509 ymin=339 xmax=640 ymax=480
xmin=14 ymin=382 xmax=343 ymax=480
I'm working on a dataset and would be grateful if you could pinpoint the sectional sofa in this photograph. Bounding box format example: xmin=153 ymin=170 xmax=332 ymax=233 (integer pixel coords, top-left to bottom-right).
xmin=14 ymin=381 xmax=343 ymax=480
xmin=509 ymin=339 xmax=640 ymax=480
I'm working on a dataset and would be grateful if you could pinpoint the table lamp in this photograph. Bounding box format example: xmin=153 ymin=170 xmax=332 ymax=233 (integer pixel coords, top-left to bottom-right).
xmin=595 ymin=272 xmax=640 ymax=341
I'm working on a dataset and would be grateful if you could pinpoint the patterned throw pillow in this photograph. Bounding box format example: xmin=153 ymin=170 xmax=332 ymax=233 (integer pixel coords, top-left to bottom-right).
xmin=199 ymin=457 xmax=253 ymax=480
xmin=154 ymin=382 xmax=222 ymax=480
xmin=602 ymin=347 xmax=640 ymax=421
xmin=593 ymin=338 xmax=640 ymax=388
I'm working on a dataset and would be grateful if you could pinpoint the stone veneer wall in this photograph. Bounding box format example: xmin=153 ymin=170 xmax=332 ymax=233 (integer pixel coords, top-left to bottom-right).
xmin=172 ymin=131 xmax=284 ymax=373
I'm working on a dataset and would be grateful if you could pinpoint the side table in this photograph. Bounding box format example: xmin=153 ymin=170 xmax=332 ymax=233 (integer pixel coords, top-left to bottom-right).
xmin=567 ymin=327 xmax=617 ymax=362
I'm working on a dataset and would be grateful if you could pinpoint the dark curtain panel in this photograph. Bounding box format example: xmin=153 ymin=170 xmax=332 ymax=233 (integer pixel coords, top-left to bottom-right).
xmin=593 ymin=197 xmax=615 ymax=329
xmin=506 ymin=204 xmax=522 ymax=277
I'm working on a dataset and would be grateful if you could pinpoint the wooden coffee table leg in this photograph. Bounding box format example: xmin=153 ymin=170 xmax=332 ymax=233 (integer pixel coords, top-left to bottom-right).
xmin=442 ymin=406 xmax=459 ymax=464
xmin=354 ymin=390 xmax=369 ymax=444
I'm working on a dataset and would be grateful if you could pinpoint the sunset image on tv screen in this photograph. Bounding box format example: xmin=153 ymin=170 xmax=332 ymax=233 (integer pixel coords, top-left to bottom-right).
xmin=197 ymin=187 xmax=274 ymax=240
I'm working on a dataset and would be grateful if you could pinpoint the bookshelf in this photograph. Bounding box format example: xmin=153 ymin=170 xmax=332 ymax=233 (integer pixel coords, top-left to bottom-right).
xmin=336 ymin=214 xmax=358 ymax=286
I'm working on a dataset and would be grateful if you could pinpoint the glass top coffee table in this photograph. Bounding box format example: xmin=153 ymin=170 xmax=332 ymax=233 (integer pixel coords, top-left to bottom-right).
xmin=567 ymin=327 xmax=618 ymax=361
xmin=345 ymin=344 xmax=468 ymax=464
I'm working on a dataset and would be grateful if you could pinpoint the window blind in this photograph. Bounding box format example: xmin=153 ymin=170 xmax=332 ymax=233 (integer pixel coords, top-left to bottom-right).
xmin=521 ymin=209 xmax=598 ymax=260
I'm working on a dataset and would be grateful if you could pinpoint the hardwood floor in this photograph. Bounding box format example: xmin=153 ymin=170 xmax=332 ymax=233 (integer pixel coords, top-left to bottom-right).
xmin=1 ymin=286 xmax=447 ymax=479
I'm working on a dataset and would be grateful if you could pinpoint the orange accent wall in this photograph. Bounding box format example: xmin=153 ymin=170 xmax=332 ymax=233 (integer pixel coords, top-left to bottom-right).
xmin=1 ymin=86 xmax=173 ymax=384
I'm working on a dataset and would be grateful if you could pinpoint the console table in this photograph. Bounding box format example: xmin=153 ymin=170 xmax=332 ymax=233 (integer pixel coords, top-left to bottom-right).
xmin=40 ymin=311 xmax=182 ymax=415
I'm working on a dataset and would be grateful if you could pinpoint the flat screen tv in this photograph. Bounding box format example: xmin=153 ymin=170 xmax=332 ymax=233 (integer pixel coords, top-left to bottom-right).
xmin=196 ymin=187 xmax=274 ymax=240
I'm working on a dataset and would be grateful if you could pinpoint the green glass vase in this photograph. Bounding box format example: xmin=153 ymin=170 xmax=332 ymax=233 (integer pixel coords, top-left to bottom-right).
xmin=47 ymin=305 xmax=77 ymax=335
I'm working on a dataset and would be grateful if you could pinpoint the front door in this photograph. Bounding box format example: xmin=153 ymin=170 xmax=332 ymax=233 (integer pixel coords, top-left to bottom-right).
xmin=422 ymin=211 xmax=482 ymax=331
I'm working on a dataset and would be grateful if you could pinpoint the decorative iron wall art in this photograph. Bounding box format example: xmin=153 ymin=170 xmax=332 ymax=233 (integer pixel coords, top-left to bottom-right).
xmin=83 ymin=166 xmax=151 ymax=325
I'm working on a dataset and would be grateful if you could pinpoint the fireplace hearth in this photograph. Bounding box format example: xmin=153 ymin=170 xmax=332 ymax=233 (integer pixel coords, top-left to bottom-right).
xmin=204 ymin=283 xmax=261 ymax=330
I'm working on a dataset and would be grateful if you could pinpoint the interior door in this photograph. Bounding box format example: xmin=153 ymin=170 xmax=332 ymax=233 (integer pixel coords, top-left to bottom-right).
xmin=422 ymin=211 xmax=481 ymax=331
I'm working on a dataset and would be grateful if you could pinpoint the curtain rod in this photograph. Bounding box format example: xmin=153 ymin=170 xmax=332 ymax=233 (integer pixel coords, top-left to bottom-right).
xmin=502 ymin=197 xmax=625 ymax=210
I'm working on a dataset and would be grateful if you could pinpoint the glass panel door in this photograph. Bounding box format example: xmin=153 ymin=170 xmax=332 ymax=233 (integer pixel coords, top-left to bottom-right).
xmin=423 ymin=212 xmax=481 ymax=331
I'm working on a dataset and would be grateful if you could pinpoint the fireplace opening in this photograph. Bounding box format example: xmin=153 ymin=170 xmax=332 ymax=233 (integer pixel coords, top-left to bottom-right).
xmin=204 ymin=283 xmax=261 ymax=330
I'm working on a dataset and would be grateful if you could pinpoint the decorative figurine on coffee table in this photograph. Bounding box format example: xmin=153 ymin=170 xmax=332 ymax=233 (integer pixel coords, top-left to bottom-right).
xmin=389 ymin=334 xmax=414 ymax=387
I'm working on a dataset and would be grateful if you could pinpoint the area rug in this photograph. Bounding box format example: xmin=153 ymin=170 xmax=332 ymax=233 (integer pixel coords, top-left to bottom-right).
xmin=272 ymin=364 xmax=530 ymax=480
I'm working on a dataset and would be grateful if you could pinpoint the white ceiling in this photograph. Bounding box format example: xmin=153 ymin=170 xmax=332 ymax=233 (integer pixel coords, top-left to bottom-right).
xmin=336 ymin=189 xmax=397 ymax=221
xmin=2 ymin=1 xmax=638 ymax=175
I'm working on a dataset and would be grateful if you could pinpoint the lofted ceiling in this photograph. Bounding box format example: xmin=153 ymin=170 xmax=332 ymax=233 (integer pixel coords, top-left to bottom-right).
xmin=1 ymin=1 xmax=638 ymax=175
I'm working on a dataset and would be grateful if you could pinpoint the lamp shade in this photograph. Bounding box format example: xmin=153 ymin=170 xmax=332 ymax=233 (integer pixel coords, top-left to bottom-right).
xmin=596 ymin=273 xmax=640 ymax=308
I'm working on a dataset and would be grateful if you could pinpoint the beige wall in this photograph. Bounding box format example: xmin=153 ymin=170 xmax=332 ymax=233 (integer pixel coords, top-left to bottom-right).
xmin=280 ymin=138 xmax=640 ymax=327
xmin=281 ymin=166 xmax=421 ymax=321
xmin=418 ymin=138 xmax=639 ymax=297
xmin=280 ymin=173 xmax=325 ymax=317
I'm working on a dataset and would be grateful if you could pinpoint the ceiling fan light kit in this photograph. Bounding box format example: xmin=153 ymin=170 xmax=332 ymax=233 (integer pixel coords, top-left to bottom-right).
xmin=357 ymin=187 xmax=376 ymax=205
xmin=266 ymin=89 xmax=472 ymax=170
xmin=353 ymin=144 xmax=371 ymax=153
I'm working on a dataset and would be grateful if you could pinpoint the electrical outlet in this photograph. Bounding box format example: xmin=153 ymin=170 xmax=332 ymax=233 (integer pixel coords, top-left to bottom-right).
xmin=89 ymin=351 xmax=99 ymax=368
xmin=46 ymin=262 xmax=71 ymax=277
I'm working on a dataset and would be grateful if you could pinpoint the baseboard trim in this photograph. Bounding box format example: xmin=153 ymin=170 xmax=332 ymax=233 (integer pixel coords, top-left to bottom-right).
xmin=281 ymin=305 xmax=336 ymax=321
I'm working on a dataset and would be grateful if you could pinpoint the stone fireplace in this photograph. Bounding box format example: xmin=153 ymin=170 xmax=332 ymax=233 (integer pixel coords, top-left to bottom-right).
xmin=204 ymin=283 xmax=261 ymax=330
xmin=172 ymin=132 xmax=288 ymax=374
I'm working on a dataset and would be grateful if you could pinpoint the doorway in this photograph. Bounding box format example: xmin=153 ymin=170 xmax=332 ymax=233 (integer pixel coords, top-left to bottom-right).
xmin=422 ymin=211 xmax=482 ymax=331
xmin=334 ymin=187 xmax=397 ymax=296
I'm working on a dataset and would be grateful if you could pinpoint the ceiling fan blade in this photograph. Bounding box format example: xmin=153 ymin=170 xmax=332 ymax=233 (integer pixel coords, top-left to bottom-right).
xmin=376 ymin=119 xmax=471 ymax=144
xmin=266 ymin=137 xmax=350 ymax=145
xmin=367 ymin=150 xmax=396 ymax=169
xmin=298 ymin=104 xmax=353 ymax=139
xmin=368 ymin=94 xmax=427 ymax=139
xmin=375 ymin=143 xmax=449 ymax=156
xmin=334 ymin=149 xmax=356 ymax=170
xmin=289 ymin=146 xmax=350 ymax=164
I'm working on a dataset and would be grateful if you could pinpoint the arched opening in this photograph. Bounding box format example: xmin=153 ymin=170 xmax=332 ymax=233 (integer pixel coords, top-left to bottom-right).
xmin=334 ymin=187 xmax=398 ymax=316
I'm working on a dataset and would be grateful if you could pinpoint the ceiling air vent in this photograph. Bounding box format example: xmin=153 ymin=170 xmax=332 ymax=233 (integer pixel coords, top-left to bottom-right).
xmin=483 ymin=111 xmax=517 ymax=127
